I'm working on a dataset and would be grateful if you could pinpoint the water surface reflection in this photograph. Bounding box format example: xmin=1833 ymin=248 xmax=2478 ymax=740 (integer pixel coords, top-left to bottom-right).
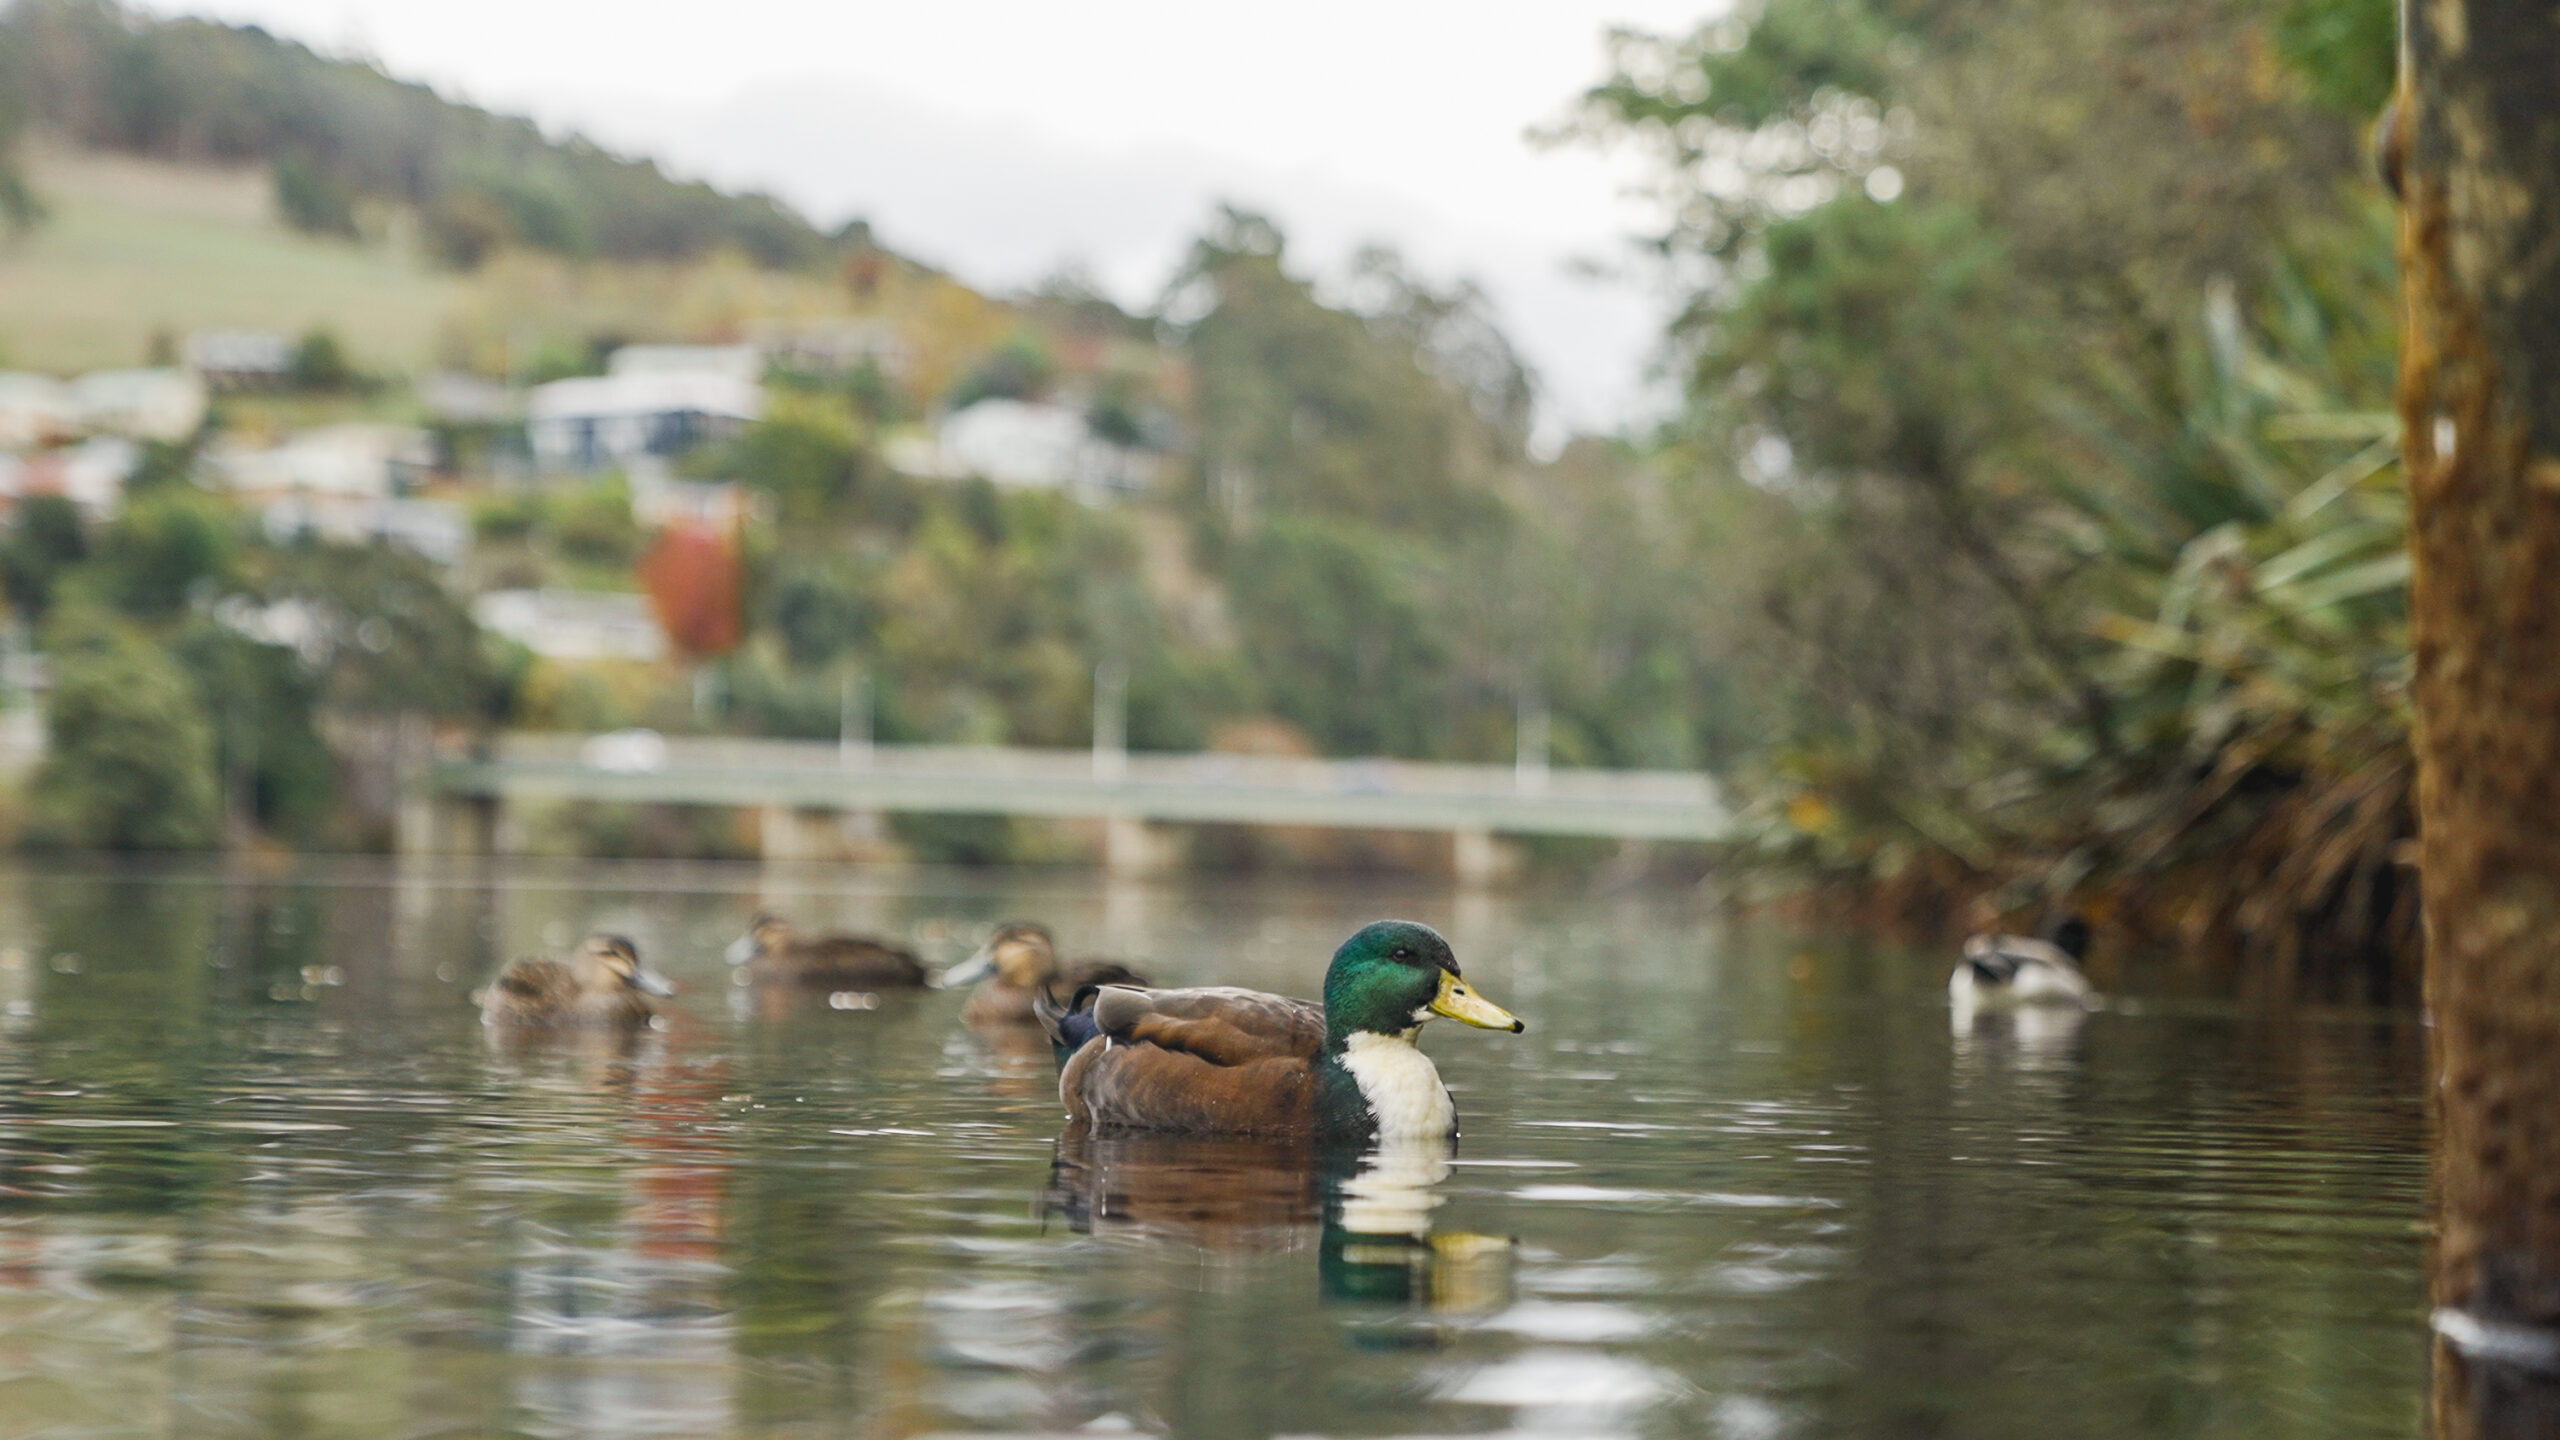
xmin=0 ymin=860 xmax=2425 ymax=1439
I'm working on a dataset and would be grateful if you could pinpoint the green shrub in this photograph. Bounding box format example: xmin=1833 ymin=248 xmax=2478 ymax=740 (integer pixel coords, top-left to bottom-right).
xmin=471 ymin=491 xmax=543 ymax=543
xmin=32 ymin=616 xmax=219 ymax=850
xmin=272 ymin=153 xmax=357 ymax=237
xmin=288 ymin=328 xmax=357 ymax=391
xmin=170 ymin=625 xmax=333 ymax=842
xmin=944 ymin=335 xmax=1054 ymax=410
xmin=0 ymin=494 xmax=86 ymax=623
xmin=78 ymin=491 xmax=236 ymax=620
xmin=551 ymin=475 xmax=639 ymax=566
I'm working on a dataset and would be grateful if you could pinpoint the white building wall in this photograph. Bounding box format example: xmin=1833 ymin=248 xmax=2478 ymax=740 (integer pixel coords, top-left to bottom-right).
xmin=929 ymin=398 xmax=1161 ymax=500
xmin=527 ymin=372 xmax=762 ymax=472
xmin=69 ymin=370 xmax=207 ymax=443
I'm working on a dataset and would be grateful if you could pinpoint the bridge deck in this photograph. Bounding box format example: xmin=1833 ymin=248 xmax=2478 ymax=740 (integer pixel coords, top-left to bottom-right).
xmin=428 ymin=737 xmax=1730 ymax=841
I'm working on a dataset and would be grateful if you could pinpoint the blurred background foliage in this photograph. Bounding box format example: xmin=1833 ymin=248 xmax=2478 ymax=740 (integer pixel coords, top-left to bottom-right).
xmin=0 ymin=0 xmax=2421 ymax=992
xmin=1563 ymin=0 xmax=2407 ymax=993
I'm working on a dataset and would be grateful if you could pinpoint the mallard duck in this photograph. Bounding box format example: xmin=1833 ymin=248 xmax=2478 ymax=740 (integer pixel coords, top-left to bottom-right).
xmin=1041 ymin=919 xmax=1523 ymax=1143
xmin=940 ymin=921 xmax=1150 ymax=1026
xmin=724 ymin=912 xmax=927 ymax=991
xmin=479 ymin=933 xmax=675 ymax=1029
xmin=1950 ymin=916 xmax=2097 ymax=1010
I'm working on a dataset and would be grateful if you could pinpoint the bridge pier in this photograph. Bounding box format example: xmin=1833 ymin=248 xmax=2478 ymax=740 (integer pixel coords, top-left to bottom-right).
xmin=763 ymin=806 xmax=841 ymax=865
xmin=397 ymin=793 xmax=502 ymax=856
xmin=1103 ymin=814 xmax=1182 ymax=879
xmin=1451 ymin=827 xmax=1522 ymax=889
xmin=759 ymin=806 xmax=895 ymax=865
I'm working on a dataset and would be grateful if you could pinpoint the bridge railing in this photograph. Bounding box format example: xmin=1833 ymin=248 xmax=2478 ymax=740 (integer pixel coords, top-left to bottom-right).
xmin=470 ymin=733 xmax=1722 ymax=807
xmin=414 ymin=734 xmax=1731 ymax=859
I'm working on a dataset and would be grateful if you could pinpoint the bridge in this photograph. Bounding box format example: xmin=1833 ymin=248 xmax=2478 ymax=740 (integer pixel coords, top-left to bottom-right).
xmin=403 ymin=733 xmax=1729 ymax=881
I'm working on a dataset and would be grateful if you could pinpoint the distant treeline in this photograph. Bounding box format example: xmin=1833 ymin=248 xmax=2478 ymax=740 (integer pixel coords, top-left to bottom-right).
xmin=0 ymin=0 xmax=840 ymax=268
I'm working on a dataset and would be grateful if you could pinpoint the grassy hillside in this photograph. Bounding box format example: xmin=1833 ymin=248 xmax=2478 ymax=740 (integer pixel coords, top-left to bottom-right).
xmin=0 ymin=2 xmax=990 ymax=382
xmin=4 ymin=0 xmax=829 ymax=271
xmin=0 ymin=142 xmax=459 ymax=373
xmin=0 ymin=141 xmax=1013 ymax=385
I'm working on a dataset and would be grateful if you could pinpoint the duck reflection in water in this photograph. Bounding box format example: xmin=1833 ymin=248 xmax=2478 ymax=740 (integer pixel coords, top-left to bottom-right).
xmin=1039 ymin=1125 xmax=1323 ymax=1254
xmin=459 ymin=958 xmax=740 ymax=1440
xmin=1322 ymin=1140 xmax=1514 ymax=1314
xmin=497 ymin=1044 xmax=738 ymax=1439
xmin=1951 ymin=994 xmax=2092 ymax=1071
xmin=1038 ymin=1125 xmax=1513 ymax=1312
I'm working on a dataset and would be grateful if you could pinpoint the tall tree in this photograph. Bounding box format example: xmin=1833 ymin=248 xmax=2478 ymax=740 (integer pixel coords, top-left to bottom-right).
xmin=2395 ymin=3 xmax=2560 ymax=1433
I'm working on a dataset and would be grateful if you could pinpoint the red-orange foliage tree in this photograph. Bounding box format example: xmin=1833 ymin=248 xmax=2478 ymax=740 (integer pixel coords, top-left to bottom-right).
xmin=637 ymin=522 xmax=742 ymax=659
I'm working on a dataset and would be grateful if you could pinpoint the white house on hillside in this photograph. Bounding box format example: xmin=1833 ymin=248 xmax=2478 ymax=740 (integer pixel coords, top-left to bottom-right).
xmin=260 ymin=496 xmax=469 ymax=565
xmin=184 ymin=330 xmax=294 ymax=389
xmin=901 ymin=398 xmax=1157 ymax=501
xmin=527 ymin=370 xmax=760 ymax=473
xmin=211 ymin=423 xmax=458 ymax=564
xmin=212 ymin=423 xmax=434 ymax=500
xmin=0 ymin=369 xmax=206 ymax=451
xmin=0 ymin=375 xmax=72 ymax=450
xmin=0 ymin=438 xmax=142 ymax=516
xmin=750 ymin=320 xmax=911 ymax=380
xmin=71 ymin=369 xmax=206 ymax=443
xmin=473 ymin=589 xmax=666 ymax=662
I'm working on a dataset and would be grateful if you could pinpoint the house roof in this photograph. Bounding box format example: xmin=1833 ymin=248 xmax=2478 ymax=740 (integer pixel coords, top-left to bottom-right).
xmin=527 ymin=371 xmax=762 ymax=424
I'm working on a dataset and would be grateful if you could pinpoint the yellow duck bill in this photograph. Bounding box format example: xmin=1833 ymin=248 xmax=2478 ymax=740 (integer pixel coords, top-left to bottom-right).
xmin=1428 ymin=970 xmax=1524 ymax=1032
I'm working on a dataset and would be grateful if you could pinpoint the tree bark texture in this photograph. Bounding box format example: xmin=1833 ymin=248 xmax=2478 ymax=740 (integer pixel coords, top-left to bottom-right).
xmin=2397 ymin=3 xmax=2560 ymax=1434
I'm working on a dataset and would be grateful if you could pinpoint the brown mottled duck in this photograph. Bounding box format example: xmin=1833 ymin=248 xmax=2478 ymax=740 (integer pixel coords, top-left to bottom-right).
xmin=940 ymin=921 xmax=1150 ymax=1027
xmin=724 ymin=912 xmax=927 ymax=991
xmin=479 ymin=933 xmax=675 ymax=1030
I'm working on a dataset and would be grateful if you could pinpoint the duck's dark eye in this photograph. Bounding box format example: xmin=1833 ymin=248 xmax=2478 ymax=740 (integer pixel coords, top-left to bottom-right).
xmin=1393 ymin=947 xmax=1413 ymax=960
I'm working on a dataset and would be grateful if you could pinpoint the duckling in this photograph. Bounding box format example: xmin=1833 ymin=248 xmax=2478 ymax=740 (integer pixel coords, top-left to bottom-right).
xmin=1040 ymin=920 xmax=1524 ymax=1143
xmin=724 ymin=912 xmax=927 ymax=991
xmin=1950 ymin=915 xmax=2097 ymax=1011
xmin=940 ymin=921 xmax=1150 ymax=1027
xmin=479 ymin=933 xmax=674 ymax=1029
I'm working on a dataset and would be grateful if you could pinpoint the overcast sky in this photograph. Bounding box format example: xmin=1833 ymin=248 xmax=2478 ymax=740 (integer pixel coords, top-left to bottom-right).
xmin=135 ymin=0 xmax=1720 ymax=438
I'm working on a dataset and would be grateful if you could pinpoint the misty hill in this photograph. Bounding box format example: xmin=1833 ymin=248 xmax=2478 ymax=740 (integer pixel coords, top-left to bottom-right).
xmin=0 ymin=3 xmax=1022 ymax=381
xmin=0 ymin=0 xmax=860 ymax=271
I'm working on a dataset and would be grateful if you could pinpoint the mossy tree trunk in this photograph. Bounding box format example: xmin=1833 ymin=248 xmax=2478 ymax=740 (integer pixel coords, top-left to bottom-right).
xmin=2397 ymin=3 xmax=2560 ymax=1434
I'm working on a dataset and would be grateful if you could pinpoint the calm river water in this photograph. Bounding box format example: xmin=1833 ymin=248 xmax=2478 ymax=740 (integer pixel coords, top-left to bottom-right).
xmin=0 ymin=861 xmax=2425 ymax=1439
